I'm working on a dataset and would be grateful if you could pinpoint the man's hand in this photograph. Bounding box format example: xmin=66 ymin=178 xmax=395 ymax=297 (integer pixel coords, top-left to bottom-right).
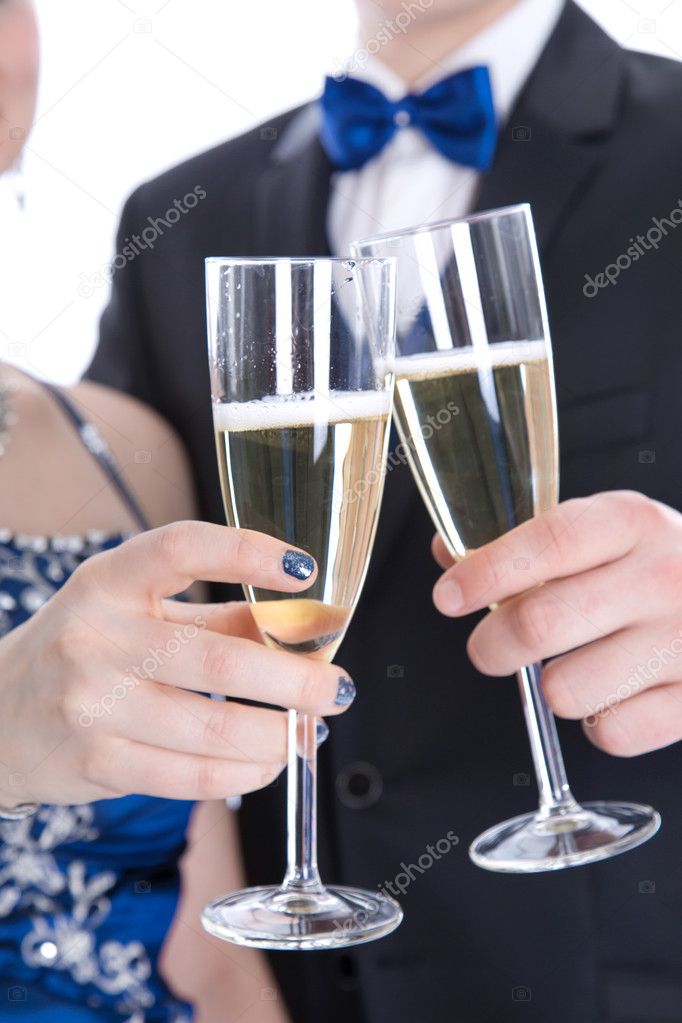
xmin=431 ymin=491 xmax=682 ymax=757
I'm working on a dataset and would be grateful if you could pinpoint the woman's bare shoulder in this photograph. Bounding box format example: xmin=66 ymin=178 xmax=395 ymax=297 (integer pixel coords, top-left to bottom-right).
xmin=70 ymin=381 xmax=197 ymax=527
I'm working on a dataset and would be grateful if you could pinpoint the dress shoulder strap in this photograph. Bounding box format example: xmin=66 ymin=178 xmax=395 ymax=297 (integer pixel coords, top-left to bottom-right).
xmin=41 ymin=383 xmax=150 ymax=532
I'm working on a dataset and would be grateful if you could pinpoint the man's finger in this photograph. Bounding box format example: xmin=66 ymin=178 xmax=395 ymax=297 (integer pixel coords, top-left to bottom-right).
xmin=433 ymin=492 xmax=649 ymax=616
xmin=431 ymin=533 xmax=453 ymax=571
xmin=584 ymin=683 xmax=682 ymax=757
xmin=466 ymin=557 xmax=660 ymax=676
xmin=540 ymin=623 xmax=682 ymax=721
xmin=79 ymin=522 xmax=317 ymax=607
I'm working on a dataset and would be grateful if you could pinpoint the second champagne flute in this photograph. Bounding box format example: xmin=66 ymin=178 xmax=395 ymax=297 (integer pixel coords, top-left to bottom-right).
xmin=202 ymin=256 xmax=402 ymax=947
xmin=353 ymin=206 xmax=661 ymax=873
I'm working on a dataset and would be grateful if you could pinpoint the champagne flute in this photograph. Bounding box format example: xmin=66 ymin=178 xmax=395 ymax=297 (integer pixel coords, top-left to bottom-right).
xmin=352 ymin=205 xmax=661 ymax=872
xmin=202 ymin=256 xmax=403 ymax=946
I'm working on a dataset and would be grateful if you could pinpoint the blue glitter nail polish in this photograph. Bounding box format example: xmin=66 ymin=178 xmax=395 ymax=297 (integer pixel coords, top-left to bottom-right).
xmin=316 ymin=720 xmax=330 ymax=746
xmin=282 ymin=550 xmax=315 ymax=580
xmin=335 ymin=677 xmax=356 ymax=706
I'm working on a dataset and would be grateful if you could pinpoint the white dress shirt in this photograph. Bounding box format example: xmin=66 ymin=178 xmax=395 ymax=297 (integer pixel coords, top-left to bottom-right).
xmin=327 ymin=0 xmax=564 ymax=257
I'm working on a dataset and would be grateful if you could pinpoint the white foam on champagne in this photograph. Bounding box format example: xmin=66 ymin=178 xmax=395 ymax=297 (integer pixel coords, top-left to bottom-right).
xmin=393 ymin=339 xmax=548 ymax=377
xmin=214 ymin=390 xmax=390 ymax=431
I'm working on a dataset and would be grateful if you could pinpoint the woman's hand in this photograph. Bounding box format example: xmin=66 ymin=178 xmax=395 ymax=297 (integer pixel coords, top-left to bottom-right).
xmin=0 ymin=522 xmax=353 ymax=808
xmin=431 ymin=491 xmax=682 ymax=757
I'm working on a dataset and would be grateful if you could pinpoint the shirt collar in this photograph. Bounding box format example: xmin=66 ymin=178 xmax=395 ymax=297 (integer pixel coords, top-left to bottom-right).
xmin=341 ymin=0 xmax=565 ymax=123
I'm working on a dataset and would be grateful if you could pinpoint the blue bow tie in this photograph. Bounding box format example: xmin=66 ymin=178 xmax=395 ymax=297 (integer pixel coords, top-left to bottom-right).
xmin=319 ymin=66 xmax=497 ymax=172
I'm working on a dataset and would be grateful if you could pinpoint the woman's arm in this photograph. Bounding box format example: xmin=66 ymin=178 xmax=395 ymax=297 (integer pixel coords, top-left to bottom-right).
xmin=160 ymin=800 xmax=292 ymax=1023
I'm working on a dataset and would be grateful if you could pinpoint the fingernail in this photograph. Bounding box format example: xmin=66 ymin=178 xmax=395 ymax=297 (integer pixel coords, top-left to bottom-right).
xmin=282 ymin=550 xmax=315 ymax=580
xmin=435 ymin=578 xmax=464 ymax=614
xmin=316 ymin=720 xmax=330 ymax=746
xmin=335 ymin=676 xmax=356 ymax=706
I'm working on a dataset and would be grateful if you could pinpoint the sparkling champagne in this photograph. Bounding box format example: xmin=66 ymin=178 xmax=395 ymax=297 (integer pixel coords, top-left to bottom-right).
xmin=391 ymin=340 xmax=557 ymax=558
xmin=214 ymin=391 xmax=390 ymax=661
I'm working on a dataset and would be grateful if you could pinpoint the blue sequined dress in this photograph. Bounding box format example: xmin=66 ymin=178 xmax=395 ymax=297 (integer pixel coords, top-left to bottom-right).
xmin=0 ymin=385 xmax=194 ymax=1021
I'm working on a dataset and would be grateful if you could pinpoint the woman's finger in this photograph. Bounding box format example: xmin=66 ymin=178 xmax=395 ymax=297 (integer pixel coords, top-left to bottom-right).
xmin=78 ymin=522 xmax=317 ymax=607
xmin=96 ymin=680 xmax=288 ymax=763
xmin=118 ymin=618 xmax=356 ymax=716
xmin=94 ymin=738 xmax=286 ymax=801
xmin=161 ymin=599 xmax=261 ymax=643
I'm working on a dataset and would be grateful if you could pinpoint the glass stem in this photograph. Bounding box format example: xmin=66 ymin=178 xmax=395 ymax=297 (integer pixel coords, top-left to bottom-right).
xmin=516 ymin=663 xmax=581 ymax=819
xmin=282 ymin=711 xmax=324 ymax=892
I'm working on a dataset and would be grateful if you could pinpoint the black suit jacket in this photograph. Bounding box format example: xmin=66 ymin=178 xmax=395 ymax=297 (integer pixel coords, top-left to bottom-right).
xmin=88 ymin=4 xmax=682 ymax=1020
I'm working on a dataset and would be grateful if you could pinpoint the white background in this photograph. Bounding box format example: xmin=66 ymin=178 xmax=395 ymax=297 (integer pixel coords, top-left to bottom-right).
xmin=1 ymin=0 xmax=680 ymax=383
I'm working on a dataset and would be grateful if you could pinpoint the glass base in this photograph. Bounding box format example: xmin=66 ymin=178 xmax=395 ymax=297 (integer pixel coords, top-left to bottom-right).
xmin=470 ymin=800 xmax=661 ymax=873
xmin=201 ymin=884 xmax=403 ymax=950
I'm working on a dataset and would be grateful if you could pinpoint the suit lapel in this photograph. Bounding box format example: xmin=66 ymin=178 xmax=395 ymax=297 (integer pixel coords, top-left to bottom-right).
xmin=475 ymin=1 xmax=626 ymax=251
xmin=475 ymin=133 xmax=599 ymax=254
xmin=255 ymin=108 xmax=333 ymax=257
